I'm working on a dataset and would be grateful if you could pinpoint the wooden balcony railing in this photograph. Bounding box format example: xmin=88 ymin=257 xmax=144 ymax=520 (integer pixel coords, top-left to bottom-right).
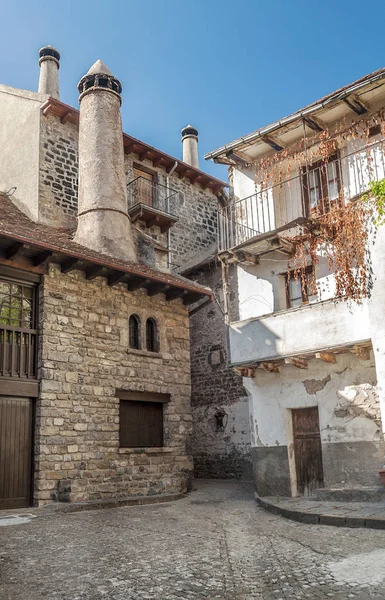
xmin=0 ymin=326 xmax=37 ymax=379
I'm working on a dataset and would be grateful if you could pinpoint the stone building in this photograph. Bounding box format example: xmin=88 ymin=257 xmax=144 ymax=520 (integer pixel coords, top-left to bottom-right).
xmin=205 ymin=67 xmax=385 ymax=498
xmin=0 ymin=47 xmax=228 ymax=509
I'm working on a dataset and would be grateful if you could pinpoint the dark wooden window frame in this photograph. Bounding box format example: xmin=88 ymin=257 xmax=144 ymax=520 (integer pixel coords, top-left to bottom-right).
xmin=302 ymin=153 xmax=342 ymax=217
xmin=146 ymin=317 xmax=159 ymax=353
xmin=0 ymin=267 xmax=40 ymax=382
xmin=117 ymin=390 xmax=170 ymax=448
xmin=285 ymin=265 xmax=315 ymax=309
xmin=129 ymin=314 xmax=141 ymax=350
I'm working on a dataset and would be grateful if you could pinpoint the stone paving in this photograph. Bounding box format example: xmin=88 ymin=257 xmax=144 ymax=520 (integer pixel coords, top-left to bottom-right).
xmin=2 ymin=480 xmax=385 ymax=599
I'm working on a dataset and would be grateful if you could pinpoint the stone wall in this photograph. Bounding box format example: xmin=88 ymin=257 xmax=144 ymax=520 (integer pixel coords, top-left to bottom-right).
xmin=189 ymin=263 xmax=252 ymax=479
xmin=35 ymin=263 xmax=192 ymax=505
xmin=39 ymin=114 xmax=78 ymax=227
xmin=38 ymin=112 xmax=218 ymax=268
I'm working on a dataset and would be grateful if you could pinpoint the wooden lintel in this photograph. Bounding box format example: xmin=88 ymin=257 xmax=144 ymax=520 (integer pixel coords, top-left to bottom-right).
xmin=5 ymin=242 xmax=24 ymax=260
xmin=315 ymin=352 xmax=336 ymax=364
xmin=165 ymin=288 xmax=188 ymax=301
xmin=32 ymin=250 xmax=52 ymax=266
xmin=107 ymin=270 xmax=126 ymax=286
xmin=285 ymin=357 xmax=308 ymax=369
xmin=147 ymin=283 xmax=170 ymax=297
xmin=60 ymin=257 xmax=79 ymax=274
xmin=351 ymin=345 xmax=371 ymax=361
xmin=126 ymin=277 xmax=150 ymax=292
xmin=85 ymin=265 xmax=105 ymax=280
xmin=261 ymin=134 xmax=284 ymax=152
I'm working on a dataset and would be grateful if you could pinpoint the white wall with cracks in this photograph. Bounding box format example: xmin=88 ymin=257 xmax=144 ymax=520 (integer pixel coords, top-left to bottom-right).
xmin=244 ymin=351 xmax=381 ymax=449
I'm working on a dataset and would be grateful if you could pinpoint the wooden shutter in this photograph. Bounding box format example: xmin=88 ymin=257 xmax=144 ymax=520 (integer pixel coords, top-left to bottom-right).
xmin=119 ymin=400 xmax=163 ymax=447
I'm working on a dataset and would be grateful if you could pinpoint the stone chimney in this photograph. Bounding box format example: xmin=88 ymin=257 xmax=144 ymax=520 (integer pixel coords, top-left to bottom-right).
xmin=74 ymin=60 xmax=136 ymax=262
xmin=38 ymin=46 xmax=60 ymax=99
xmin=181 ymin=124 xmax=199 ymax=169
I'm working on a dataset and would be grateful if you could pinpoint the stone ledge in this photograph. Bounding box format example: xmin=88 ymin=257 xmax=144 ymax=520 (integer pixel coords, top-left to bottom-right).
xmin=118 ymin=447 xmax=178 ymax=454
xmin=126 ymin=348 xmax=163 ymax=359
xmin=40 ymin=492 xmax=186 ymax=514
xmin=256 ymin=493 xmax=385 ymax=530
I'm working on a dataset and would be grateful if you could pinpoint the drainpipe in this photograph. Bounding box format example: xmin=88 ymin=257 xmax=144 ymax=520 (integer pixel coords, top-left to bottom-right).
xmin=166 ymin=161 xmax=178 ymax=268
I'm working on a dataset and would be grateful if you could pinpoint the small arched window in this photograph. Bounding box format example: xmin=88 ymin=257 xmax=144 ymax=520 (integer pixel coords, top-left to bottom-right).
xmin=146 ymin=318 xmax=159 ymax=352
xmin=129 ymin=314 xmax=141 ymax=349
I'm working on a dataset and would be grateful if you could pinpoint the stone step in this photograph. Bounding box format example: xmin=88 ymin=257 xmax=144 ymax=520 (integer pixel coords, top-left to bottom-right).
xmin=315 ymin=487 xmax=385 ymax=503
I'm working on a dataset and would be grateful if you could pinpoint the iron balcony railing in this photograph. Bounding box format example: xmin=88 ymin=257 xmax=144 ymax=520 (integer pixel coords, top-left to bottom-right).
xmin=219 ymin=139 xmax=385 ymax=252
xmin=127 ymin=176 xmax=178 ymax=216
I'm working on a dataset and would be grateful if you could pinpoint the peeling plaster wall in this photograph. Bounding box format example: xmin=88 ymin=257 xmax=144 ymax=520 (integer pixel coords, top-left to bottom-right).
xmin=245 ymin=352 xmax=385 ymax=496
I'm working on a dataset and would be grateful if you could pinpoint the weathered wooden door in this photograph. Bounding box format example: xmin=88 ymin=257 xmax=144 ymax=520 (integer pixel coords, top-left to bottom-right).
xmin=292 ymin=407 xmax=324 ymax=496
xmin=0 ymin=397 xmax=33 ymax=509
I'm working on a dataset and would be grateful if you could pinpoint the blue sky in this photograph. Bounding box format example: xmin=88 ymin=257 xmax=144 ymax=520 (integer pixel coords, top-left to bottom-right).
xmin=1 ymin=0 xmax=385 ymax=180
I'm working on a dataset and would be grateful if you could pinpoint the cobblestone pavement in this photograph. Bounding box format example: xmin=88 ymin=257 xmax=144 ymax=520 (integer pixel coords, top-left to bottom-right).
xmin=2 ymin=480 xmax=385 ymax=599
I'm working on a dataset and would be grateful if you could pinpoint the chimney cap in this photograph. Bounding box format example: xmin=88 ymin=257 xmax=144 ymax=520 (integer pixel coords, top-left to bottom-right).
xmin=78 ymin=59 xmax=122 ymax=99
xmin=181 ymin=124 xmax=198 ymax=139
xmin=86 ymin=59 xmax=113 ymax=76
xmin=39 ymin=45 xmax=60 ymax=62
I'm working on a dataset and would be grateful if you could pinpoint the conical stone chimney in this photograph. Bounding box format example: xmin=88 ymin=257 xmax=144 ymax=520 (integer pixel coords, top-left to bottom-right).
xmin=38 ymin=46 xmax=60 ymax=99
xmin=74 ymin=60 xmax=136 ymax=262
xmin=181 ymin=124 xmax=199 ymax=169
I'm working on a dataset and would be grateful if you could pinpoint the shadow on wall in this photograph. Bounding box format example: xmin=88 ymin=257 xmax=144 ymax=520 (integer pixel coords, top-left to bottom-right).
xmin=228 ymin=318 xmax=280 ymax=366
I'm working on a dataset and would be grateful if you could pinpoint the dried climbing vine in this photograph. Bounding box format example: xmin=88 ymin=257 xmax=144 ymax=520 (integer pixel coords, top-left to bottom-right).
xmin=286 ymin=180 xmax=385 ymax=304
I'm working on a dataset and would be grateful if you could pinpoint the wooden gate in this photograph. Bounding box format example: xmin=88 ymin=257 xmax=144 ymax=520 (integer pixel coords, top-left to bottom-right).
xmin=292 ymin=407 xmax=324 ymax=496
xmin=0 ymin=397 xmax=33 ymax=509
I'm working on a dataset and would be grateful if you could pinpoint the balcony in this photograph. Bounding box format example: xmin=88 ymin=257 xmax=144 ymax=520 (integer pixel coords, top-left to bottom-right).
xmin=229 ymin=299 xmax=371 ymax=366
xmin=127 ymin=176 xmax=178 ymax=233
xmin=219 ymin=139 xmax=385 ymax=253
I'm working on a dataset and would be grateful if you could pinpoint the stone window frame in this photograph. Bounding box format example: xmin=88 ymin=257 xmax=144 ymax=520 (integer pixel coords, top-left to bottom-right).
xmin=128 ymin=313 xmax=161 ymax=354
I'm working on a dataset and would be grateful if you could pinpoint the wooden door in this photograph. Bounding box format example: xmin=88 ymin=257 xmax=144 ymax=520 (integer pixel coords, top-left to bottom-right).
xmin=133 ymin=167 xmax=154 ymax=207
xmin=292 ymin=407 xmax=324 ymax=496
xmin=0 ymin=397 xmax=33 ymax=509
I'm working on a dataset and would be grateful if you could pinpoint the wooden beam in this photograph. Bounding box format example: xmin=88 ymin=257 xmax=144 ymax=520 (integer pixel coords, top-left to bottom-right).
xmin=147 ymin=282 xmax=170 ymax=297
xmin=5 ymin=242 xmax=24 ymax=260
xmin=303 ymin=116 xmax=326 ymax=133
xmin=32 ymin=250 xmax=52 ymax=266
xmin=60 ymin=111 xmax=70 ymax=124
xmin=107 ymin=270 xmax=126 ymax=286
xmin=343 ymin=94 xmax=368 ymax=115
xmin=60 ymin=257 xmax=80 ymax=273
xmin=285 ymin=357 xmax=308 ymax=369
xmin=85 ymin=265 xmax=105 ymax=280
xmin=138 ymin=151 xmax=148 ymax=162
xmin=147 ymin=215 xmax=161 ymax=228
xmin=178 ymin=168 xmax=187 ymax=179
xmin=126 ymin=276 xmax=150 ymax=292
xmin=165 ymin=288 xmax=188 ymax=301
xmin=261 ymin=134 xmax=285 ymax=152
xmin=234 ymin=251 xmax=259 ymax=266
xmin=183 ymin=291 xmax=204 ymax=306
xmin=351 ymin=345 xmax=371 ymax=361
xmin=261 ymin=362 xmax=280 ymax=373
xmin=152 ymin=157 xmax=162 ymax=168
xmin=190 ymin=174 xmax=200 ymax=185
xmin=315 ymin=352 xmax=336 ymax=364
